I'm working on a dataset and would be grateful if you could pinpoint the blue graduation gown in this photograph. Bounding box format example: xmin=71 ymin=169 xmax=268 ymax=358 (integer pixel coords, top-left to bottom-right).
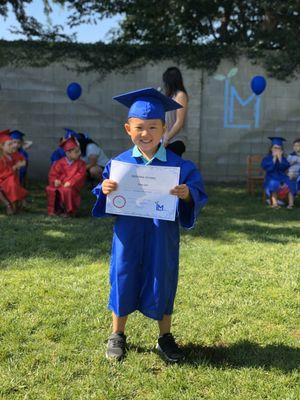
xmin=50 ymin=147 xmax=65 ymax=165
xmin=92 ymin=148 xmax=208 ymax=320
xmin=261 ymin=155 xmax=295 ymax=196
xmin=18 ymin=148 xmax=28 ymax=185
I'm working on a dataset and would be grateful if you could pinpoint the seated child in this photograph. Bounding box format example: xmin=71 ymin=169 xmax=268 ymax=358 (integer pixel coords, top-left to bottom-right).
xmin=0 ymin=129 xmax=28 ymax=215
xmin=92 ymin=88 xmax=208 ymax=362
xmin=46 ymin=136 xmax=86 ymax=217
xmin=261 ymin=136 xmax=295 ymax=209
xmin=77 ymin=132 xmax=109 ymax=182
xmin=50 ymin=129 xmax=79 ymax=165
xmin=10 ymin=130 xmax=30 ymax=186
xmin=50 ymin=129 xmax=108 ymax=184
xmin=287 ymin=139 xmax=300 ymax=192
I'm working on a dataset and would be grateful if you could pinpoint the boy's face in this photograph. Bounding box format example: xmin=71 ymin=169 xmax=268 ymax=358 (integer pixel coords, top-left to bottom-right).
xmin=124 ymin=118 xmax=165 ymax=155
xmin=1 ymin=140 xmax=14 ymax=154
xmin=11 ymin=139 xmax=22 ymax=152
xmin=66 ymin=146 xmax=81 ymax=161
xmin=293 ymin=142 xmax=300 ymax=154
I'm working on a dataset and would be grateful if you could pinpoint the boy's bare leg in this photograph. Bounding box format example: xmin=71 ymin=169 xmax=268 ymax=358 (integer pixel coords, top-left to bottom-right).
xmin=107 ymin=313 xmax=128 ymax=361
xmin=270 ymin=192 xmax=279 ymax=207
xmin=0 ymin=191 xmax=8 ymax=206
xmin=287 ymin=192 xmax=294 ymax=208
xmin=0 ymin=191 xmax=14 ymax=215
xmin=112 ymin=313 xmax=128 ymax=333
xmin=156 ymin=314 xmax=184 ymax=362
xmin=158 ymin=314 xmax=171 ymax=336
xmin=89 ymin=165 xmax=102 ymax=180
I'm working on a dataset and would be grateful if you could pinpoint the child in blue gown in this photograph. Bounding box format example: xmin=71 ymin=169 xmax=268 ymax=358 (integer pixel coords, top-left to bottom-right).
xmin=261 ymin=137 xmax=295 ymax=209
xmin=92 ymin=88 xmax=207 ymax=362
xmin=287 ymin=138 xmax=300 ymax=196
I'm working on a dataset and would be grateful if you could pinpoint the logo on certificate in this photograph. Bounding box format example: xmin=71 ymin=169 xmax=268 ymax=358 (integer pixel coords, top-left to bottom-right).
xmin=113 ymin=195 xmax=126 ymax=208
xmin=155 ymin=202 xmax=164 ymax=211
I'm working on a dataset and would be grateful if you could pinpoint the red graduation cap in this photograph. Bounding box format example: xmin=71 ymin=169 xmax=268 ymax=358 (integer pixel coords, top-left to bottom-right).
xmin=60 ymin=136 xmax=79 ymax=151
xmin=0 ymin=129 xmax=11 ymax=144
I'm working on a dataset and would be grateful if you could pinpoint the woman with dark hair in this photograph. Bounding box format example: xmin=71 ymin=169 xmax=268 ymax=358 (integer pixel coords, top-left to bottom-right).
xmin=162 ymin=67 xmax=188 ymax=156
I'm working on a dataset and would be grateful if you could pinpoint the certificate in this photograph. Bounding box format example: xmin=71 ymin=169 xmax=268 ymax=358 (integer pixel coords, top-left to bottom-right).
xmin=106 ymin=160 xmax=180 ymax=221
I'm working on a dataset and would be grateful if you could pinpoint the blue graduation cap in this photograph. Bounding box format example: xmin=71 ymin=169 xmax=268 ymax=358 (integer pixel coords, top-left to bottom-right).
xmin=10 ymin=130 xmax=25 ymax=140
xmin=268 ymin=136 xmax=286 ymax=146
xmin=113 ymin=87 xmax=182 ymax=121
xmin=64 ymin=128 xmax=80 ymax=140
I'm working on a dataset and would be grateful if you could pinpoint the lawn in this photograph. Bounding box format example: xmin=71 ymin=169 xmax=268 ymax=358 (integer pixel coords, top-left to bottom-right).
xmin=0 ymin=183 xmax=299 ymax=400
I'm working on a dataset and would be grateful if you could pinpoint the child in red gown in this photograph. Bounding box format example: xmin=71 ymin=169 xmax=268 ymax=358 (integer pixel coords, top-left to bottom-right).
xmin=0 ymin=129 xmax=28 ymax=215
xmin=10 ymin=140 xmax=27 ymax=185
xmin=10 ymin=130 xmax=30 ymax=186
xmin=46 ymin=137 xmax=86 ymax=217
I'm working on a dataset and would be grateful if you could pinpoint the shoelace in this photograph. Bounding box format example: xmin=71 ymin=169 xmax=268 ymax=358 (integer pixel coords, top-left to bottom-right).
xmin=109 ymin=336 xmax=125 ymax=348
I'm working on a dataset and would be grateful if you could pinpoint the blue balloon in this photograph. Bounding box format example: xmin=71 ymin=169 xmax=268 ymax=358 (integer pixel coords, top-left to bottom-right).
xmin=67 ymin=82 xmax=82 ymax=101
xmin=251 ymin=76 xmax=266 ymax=95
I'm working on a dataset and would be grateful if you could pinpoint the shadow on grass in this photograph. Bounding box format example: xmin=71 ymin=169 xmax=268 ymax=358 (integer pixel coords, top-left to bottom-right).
xmin=180 ymin=340 xmax=300 ymax=372
xmin=183 ymin=218 xmax=300 ymax=244
xmin=182 ymin=184 xmax=300 ymax=244
xmin=1 ymin=183 xmax=299 ymax=267
xmin=129 ymin=340 xmax=300 ymax=372
xmin=0 ymin=183 xmax=114 ymax=268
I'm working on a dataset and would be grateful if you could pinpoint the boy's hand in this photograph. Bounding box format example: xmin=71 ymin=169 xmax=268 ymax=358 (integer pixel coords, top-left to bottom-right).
xmin=54 ymin=179 xmax=61 ymax=187
xmin=170 ymin=184 xmax=191 ymax=202
xmin=64 ymin=182 xmax=71 ymax=187
xmin=13 ymin=161 xmax=26 ymax=170
xmin=273 ymin=148 xmax=283 ymax=159
xmin=102 ymin=179 xmax=118 ymax=195
xmin=18 ymin=160 xmax=26 ymax=168
xmin=288 ymin=172 xmax=296 ymax=180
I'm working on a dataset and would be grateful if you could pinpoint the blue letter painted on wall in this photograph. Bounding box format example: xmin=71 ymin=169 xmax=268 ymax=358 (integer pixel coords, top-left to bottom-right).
xmin=214 ymin=68 xmax=261 ymax=129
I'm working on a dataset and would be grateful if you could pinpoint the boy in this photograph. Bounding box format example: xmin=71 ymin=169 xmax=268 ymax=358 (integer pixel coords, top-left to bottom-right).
xmin=92 ymin=88 xmax=207 ymax=362
xmin=50 ymin=129 xmax=108 ymax=184
xmin=287 ymin=139 xmax=300 ymax=193
xmin=261 ymin=137 xmax=295 ymax=209
xmin=46 ymin=136 xmax=86 ymax=217
xmin=0 ymin=129 xmax=28 ymax=215
xmin=50 ymin=128 xmax=79 ymax=165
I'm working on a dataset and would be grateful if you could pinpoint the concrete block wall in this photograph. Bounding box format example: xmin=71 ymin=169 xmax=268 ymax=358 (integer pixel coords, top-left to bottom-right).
xmin=0 ymin=56 xmax=299 ymax=181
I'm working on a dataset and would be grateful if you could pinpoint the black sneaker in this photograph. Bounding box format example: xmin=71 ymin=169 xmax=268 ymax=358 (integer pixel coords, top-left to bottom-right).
xmin=156 ymin=333 xmax=185 ymax=363
xmin=106 ymin=332 xmax=126 ymax=361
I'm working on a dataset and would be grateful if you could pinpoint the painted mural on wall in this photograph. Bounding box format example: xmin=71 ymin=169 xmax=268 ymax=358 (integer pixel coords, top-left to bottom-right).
xmin=214 ymin=68 xmax=264 ymax=129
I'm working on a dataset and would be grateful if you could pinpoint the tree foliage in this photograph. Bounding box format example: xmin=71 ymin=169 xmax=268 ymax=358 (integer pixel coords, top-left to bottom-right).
xmin=0 ymin=0 xmax=71 ymax=40
xmin=1 ymin=0 xmax=300 ymax=79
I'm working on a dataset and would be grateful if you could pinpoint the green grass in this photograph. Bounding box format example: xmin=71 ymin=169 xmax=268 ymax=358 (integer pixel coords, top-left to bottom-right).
xmin=0 ymin=183 xmax=299 ymax=400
